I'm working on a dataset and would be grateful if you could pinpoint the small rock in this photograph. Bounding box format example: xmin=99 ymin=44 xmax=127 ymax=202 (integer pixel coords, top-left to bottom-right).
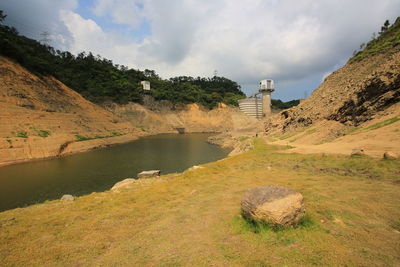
xmin=111 ymin=178 xmax=136 ymax=190
xmin=188 ymin=165 xmax=204 ymax=171
xmin=351 ymin=148 xmax=364 ymax=156
xmin=137 ymin=170 xmax=161 ymax=178
xmin=241 ymin=185 xmax=305 ymax=226
xmin=60 ymin=194 xmax=74 ymax=202
xmin=334 ymin=218 xmax=345 ymax=226
xmin=383 ymin=151 xmax=398 ymax=160
xmin=190 ymin=189 xmax=198 ymax=195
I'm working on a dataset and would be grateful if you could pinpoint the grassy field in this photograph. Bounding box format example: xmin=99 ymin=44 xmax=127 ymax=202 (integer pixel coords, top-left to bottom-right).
xmin=0 ymin=139 xmax=399 ymax=266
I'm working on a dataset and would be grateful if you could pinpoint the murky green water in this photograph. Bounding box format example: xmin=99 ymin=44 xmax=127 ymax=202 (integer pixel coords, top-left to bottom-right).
xmin=0 ymin=133 xmax=229 ymax=212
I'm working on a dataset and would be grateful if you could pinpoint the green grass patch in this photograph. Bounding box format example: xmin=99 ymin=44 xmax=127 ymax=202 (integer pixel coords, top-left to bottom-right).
xmin=277 ymin=128 xmax=316 ymax=142
xmin=290 ymin=128 xmax=317 ymax=142
xmin=344 ymin=117 xmax=399 ymax=136
xmin=29 ymin=127 xmax=51 ymax=138
xmin=238 ymin=136 xmax=250 ymax=142
xmin=111 ymin=131 xmax=123 ymax=136
xmin=364 ymin=116 xmax=400 ymax=131
xmin=345 ymin=126 xmax=362 ymax=135
xmin=75 ymin=132 xmax=126 ymax=141
xmin=75 ymin=135 xmax=94 ymax=142
xmin=16 ymin=131 xmax=28 ymax=138
xmin=6 ymin=139 xmax=13 ymax=148
xmin=349 ymin=19 xmax=400 ymax=63
xmin=36 ymin=130 xmax=50 ymax=138
xmin=390 ymin=219 xmax=400 ymax=231
xmin=279 ymin=131 xmax=300 ymax=140
xmin=237 ymin=213 xmax=317 ymax=233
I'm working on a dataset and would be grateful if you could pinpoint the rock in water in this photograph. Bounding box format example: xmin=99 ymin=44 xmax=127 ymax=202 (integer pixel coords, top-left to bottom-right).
xmin=137 ymin=170 xmax=161 ymax=178
xmin=241 ymin=185 xmax=305 ymax=226
xmin=383 ymin=151 xmax=398 ymax=160
xmin=60 ymin=194 xmax=74 ymax=202
xmin=111 ymin=178 xmax=136 ymax=190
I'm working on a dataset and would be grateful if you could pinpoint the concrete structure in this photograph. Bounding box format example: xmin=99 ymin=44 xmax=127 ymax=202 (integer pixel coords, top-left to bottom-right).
xmin=238 ymin=98 xmax=263 ymax=119
xmin=238 ymin=79 xmax=275 ymax=119
xmin=141 ymin=81 xmax=151 ymax=91
xmin=259 ymin=79 xmax=275 ymax=117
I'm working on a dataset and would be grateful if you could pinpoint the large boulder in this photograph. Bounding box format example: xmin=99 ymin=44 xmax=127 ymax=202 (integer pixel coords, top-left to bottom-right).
xmin=241 ymin=185 xmax=305 ymax=226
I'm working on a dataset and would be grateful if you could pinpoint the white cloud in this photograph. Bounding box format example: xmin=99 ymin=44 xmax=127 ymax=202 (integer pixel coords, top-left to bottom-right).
xmin=2 ymin=0 xmax=400 ymax=99
xmin=61 ymin=11 xmax=108 ymax=54
xmin=93 ymin=0 xmax=142 ymax=28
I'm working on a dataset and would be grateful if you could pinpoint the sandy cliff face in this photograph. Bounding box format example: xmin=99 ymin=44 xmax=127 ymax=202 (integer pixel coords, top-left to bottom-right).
xmin=0 ymin=56 xmax=142 ymax=167
xmin=105 ymin=97 xmax=262 ymax=135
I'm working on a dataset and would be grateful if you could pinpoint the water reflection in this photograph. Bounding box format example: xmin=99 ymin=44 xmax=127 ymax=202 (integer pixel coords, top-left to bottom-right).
xmin=0 ymin=133 xmax=229 ymax=211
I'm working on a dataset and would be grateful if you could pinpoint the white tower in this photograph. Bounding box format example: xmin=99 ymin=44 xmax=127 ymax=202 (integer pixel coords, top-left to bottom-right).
xmin=259 ymin=79 xmax=275 ymax=117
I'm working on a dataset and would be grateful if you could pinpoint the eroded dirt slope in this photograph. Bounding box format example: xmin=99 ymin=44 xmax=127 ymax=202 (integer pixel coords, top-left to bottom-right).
xmin=263 ymin=48 xmax=400 ymax=157
xmin=105 ymin=96 xmax=262 ymax=135
xmin=0 ymin=56 xmax=142 ymax=167
xmin=265 ymin=50 xmax=400 ymax=134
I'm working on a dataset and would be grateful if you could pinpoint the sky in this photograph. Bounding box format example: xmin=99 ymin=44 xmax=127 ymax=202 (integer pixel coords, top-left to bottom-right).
xmin=1 ymin=0 xmax=399 ymax=100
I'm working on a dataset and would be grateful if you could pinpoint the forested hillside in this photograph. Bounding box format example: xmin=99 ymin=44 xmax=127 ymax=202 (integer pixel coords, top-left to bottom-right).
xmin=0 ymin=10 xmax=244 ymax=109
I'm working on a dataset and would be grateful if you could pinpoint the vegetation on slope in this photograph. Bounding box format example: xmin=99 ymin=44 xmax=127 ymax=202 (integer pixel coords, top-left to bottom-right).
xmin=0 ymin=140 xmax=399 ymax=266
xmin=271 ymin=99 xmax=300 ymax=110
xmin=350 ymin=17 xmax=400 ymax=63
xmin=0 ymin=10 xmax=244 ymax=109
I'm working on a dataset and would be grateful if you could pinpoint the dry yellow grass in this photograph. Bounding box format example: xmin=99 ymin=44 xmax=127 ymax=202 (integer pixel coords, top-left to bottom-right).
xmin=0 ymin=139 xmax=399 ymax=266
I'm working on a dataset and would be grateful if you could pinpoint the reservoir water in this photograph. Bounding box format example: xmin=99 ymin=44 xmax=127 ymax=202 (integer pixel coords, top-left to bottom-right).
xmin=0 ymin=133 xmax=230 ymax=212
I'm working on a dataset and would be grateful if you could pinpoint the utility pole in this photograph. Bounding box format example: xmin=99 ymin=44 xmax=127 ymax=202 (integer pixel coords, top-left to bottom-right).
xmin=40 ymin=31 xmax=51 ymax=45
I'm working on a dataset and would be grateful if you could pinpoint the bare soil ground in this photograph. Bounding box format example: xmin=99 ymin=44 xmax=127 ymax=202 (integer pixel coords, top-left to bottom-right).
xmin=266 ymin=103 xmax=400 ymax=158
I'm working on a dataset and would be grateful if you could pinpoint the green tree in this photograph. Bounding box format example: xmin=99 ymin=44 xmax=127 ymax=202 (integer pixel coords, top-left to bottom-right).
xmin=0 ymin=10 xmax=6 ymax=23
xmin=380 ymin=20 xmax=390 ymax=34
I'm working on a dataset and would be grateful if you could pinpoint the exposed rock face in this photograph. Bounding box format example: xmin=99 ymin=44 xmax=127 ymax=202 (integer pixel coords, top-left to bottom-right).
xmin=208 ymin=134 xmax=256 ymax=156
xmin=60 ymin=194 xmax=74 ymax=202
xmin=265 ymin=50 xmax=400 ymax=134
xmin=104 ymin=97 xmax=262 ymax=135
xmin=241 ymin=185 xmax=305 ymax=226
xmin=111 ymin=178 xmax=136 ymax=191
xmin=137 ymin=170 xmax=161 ymax=178
xmin=383 ymin=151 xmax=398 ymax=160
